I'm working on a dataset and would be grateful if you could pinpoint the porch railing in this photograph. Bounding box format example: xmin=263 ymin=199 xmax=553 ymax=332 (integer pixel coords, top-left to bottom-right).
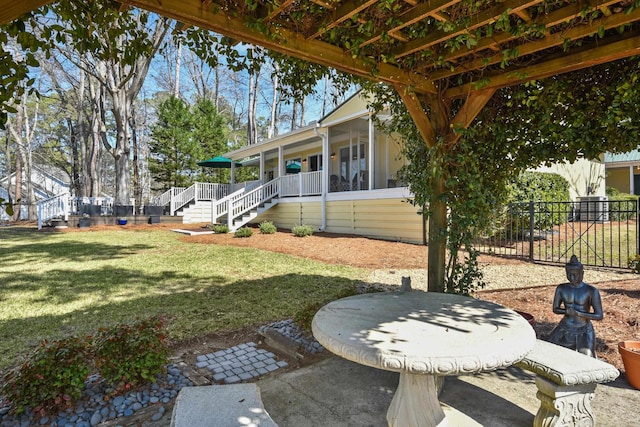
xmin=280 ymin=171 xmax=322 ymax=197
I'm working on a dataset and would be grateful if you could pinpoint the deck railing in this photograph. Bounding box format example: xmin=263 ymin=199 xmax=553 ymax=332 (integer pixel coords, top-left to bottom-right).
xmin=37 ymin=194 xmax=70 ymax=229
xmin=280 ymin=171 xmax=322 ymax=197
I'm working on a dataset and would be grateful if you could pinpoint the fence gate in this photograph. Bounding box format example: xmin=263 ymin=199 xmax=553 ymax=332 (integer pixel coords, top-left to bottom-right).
xmin=474 ymin=199 xmax=640 ymax=270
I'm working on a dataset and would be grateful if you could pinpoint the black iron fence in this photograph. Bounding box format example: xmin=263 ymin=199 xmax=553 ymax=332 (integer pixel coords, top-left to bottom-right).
xmin=474 ymin=198 xmax=639 ymax=270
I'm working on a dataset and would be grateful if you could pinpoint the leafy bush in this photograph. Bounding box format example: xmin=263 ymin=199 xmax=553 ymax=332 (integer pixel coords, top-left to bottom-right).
xmin=628 ymin=254 xmax=640 ymax=273
xmin=234 ymin=227 xmax=253 ymax=238
xmin=94 ymin=316 xmax=169 ymax=392
xmin=292 ymin=224 xmax=314 ymax=237
xmin=1 ymin=336 xmax=93 ymax=415
xmin=606 ymin=187 xmax=639 ymax=221
xmin=508 ymin=171 xmax=571 ymax=204
xmin=259 ymin=220 xmax=277 ymax=234
xmin=211 ymin=224 xmax=229 ymax=234
xmin=500 ymin=172 xmax=572 ymax=232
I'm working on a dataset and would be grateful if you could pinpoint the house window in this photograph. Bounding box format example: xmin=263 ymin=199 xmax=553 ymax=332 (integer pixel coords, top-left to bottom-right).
xmin=308 ymin=154 xmax=323 ymax=172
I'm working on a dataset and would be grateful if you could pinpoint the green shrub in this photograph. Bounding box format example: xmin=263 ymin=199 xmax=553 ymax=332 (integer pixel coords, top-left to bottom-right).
xmin=292 ymin=224 xmax=314 ymax=237
xmin=606 ymin=187 xmax=639 ymax=221
xmin=94 ymin=316 xmax=169 ymax=392
xmin=211 ymin=224 xmax=229 ymax=234
xmin=234 ymin=227 xmax=253 ymax=238
xmin=1 ymin=336 xmax=93 ymax=415
xmin=259 ymin=220 xmax=277 ymax=234
xmin=500 ymin=172 xmax=572 ymax=231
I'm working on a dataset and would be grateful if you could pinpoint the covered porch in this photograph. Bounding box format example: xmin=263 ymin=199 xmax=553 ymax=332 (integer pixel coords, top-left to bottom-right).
xmin=225 ymin=93 xmax=408 ymax=199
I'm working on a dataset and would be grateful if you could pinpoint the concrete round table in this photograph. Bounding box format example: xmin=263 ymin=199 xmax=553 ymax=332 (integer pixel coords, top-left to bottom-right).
xmin=311 ymin=291 xmax=536 ymax=427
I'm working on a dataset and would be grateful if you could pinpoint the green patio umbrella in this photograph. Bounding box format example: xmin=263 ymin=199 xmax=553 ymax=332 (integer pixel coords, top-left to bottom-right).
xmin=197 ymin=156 xmax=243 ymax=168
xmin=285 ymin=161 xmax=301 ymax=173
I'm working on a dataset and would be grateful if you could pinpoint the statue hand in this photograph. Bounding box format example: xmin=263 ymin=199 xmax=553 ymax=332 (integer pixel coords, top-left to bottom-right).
xmin=565 ymin=306 xmax=578 ymax=316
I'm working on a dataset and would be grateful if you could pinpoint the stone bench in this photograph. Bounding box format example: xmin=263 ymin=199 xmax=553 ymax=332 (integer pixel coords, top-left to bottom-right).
xmin=515 ymin=339 xmax=620 ymax=427
xmin=170 ymin=383 xmax=278 ymax=427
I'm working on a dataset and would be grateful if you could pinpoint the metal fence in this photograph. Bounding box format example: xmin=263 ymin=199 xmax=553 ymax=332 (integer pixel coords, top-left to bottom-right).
xmin=474 ymin=199 xmax=639 ymax=270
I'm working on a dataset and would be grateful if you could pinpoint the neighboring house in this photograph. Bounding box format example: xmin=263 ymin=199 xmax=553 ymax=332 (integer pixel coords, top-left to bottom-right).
xmin=224 ymin=92 xmax=426 ymax=244
xmin=604 ymin=149 xmax=640 ymax=195
xmin=535 ymin=157 xmax=606 ymax=200
xmin=0 ymin=166 xmax=70 ymax=220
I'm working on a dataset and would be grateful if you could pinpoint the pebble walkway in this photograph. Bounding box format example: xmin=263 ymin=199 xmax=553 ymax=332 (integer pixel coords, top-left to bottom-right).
xmin=0 ymin=320 xmax=311 ymax=427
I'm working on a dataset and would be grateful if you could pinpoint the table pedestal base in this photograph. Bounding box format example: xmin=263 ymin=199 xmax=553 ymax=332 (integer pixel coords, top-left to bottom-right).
xmin=387 ymin=373 xmax=447 ymax=427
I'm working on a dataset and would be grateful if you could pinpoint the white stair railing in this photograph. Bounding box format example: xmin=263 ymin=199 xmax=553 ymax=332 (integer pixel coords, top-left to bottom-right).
xmin=153 ymin=188 xmax=176 ymax=207
xmin=37 ymin=193 xmax=70 ymax=230
xmin=211 ymin=187 xmax=245 ymax=224
xmin=228 ymin=179 xmax=280 ymax=229
xmin=171 ymin=185 xmax=196 ymax=215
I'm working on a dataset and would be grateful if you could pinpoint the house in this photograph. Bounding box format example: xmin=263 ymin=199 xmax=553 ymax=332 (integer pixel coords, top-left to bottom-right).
xmin=535 ymin=157 xmax=606 ymax=200
xmin=604 ymin=149 xmax=640 ymax=195
xmin=221 ymin=92 xmax=607 ymax=244
xmin=223 ymin=92 xmax=426 ymax=244
xmin=0 ymin=166 xmax=70 ymax=221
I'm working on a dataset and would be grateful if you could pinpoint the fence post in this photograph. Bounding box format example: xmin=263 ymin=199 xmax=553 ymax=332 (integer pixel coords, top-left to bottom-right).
xmin=529 ymin=200 xmax=534 ymax=262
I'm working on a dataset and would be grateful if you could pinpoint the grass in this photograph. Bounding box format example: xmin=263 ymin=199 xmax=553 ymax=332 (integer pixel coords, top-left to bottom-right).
xmin=533 ymin=220 xmax=638 ymax=268
xmin=0 ymin=226 xmax=364 ymax=373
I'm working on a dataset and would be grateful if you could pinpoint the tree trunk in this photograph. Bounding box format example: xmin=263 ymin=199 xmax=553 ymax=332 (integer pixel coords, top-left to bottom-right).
xmin=268 ymin=63 xmax=279 ymax=139
xmin=427 ymin=177 xmax=447 ymax=293
xmin=112 ymin=89 xmax=131 ymax=206
xmin=174 ymin=39 xmax=182 ymax=98
xmin=131 ymin=109 xmax=141 ymax=211
xmin=12 ymin=145 xmax=22 ymax=221
xmin=247 ymin=72 xmax=259 ymax=145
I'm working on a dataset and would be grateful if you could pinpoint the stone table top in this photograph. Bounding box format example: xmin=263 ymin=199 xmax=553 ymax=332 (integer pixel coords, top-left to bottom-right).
xmin=312 ymin=291 xmax=536 ymax=376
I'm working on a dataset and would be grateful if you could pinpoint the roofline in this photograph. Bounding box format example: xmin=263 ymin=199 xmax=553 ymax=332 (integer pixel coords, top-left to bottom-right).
xmin=224 ymin=123 xmax=322 ymax=159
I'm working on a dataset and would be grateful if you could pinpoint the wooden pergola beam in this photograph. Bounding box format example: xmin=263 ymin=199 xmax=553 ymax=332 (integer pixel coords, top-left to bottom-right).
xmin=448 ymin=88 xmax=497 ymax=145
xmin=429 ymin=0 xmax=620 ymax=67
xmin=445 ymin=31 xmax=640 ymax=98
xmin=264 ymin=0 xmax=296 ymax=22
xmin=119 ymin=0 xmax=438 ymax=94
xmin=0 ymin=0 xmax=52 ymax=25
xmin=393 ymin=83 xmax=437 ymax=148
xmin=430 ymin=7 xmax=640 ymax=80
xmin=308 ymin=0 xmax=378 ymax=40
xmin=394 ymin=0 xmax=540 ymax=59
xmin=358 ymin=0 xmax=461 ymax=48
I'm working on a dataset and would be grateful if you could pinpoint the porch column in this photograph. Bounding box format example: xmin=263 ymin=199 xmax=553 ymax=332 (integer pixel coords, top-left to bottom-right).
xmin=630 ymin=165 xmax=634 ymax=194
xmin=318 ymin=127 xmax=329 ymax=231
xmin=368 ymin=112 xmax=374 ymax=191
xmin=278 ymin=146 xmax=284 ymax=177
xmin=230 ymin=163 xmax=236 ymax=184
xmin=260 ymin=152 xmax=265 ymax=181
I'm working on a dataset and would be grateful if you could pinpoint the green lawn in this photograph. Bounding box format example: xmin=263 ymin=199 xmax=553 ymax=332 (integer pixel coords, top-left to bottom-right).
xmin=0 ymin=226 xmax=364 ymax=373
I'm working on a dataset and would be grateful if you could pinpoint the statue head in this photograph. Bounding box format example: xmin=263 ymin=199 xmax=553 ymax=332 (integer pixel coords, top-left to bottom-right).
xmin=565 ymin=255 xmax=584 ymax=285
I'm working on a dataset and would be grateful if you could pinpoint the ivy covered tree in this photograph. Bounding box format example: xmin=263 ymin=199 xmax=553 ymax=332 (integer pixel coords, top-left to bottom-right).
xmin=365 ymin=57 xmax=640 ymax=294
